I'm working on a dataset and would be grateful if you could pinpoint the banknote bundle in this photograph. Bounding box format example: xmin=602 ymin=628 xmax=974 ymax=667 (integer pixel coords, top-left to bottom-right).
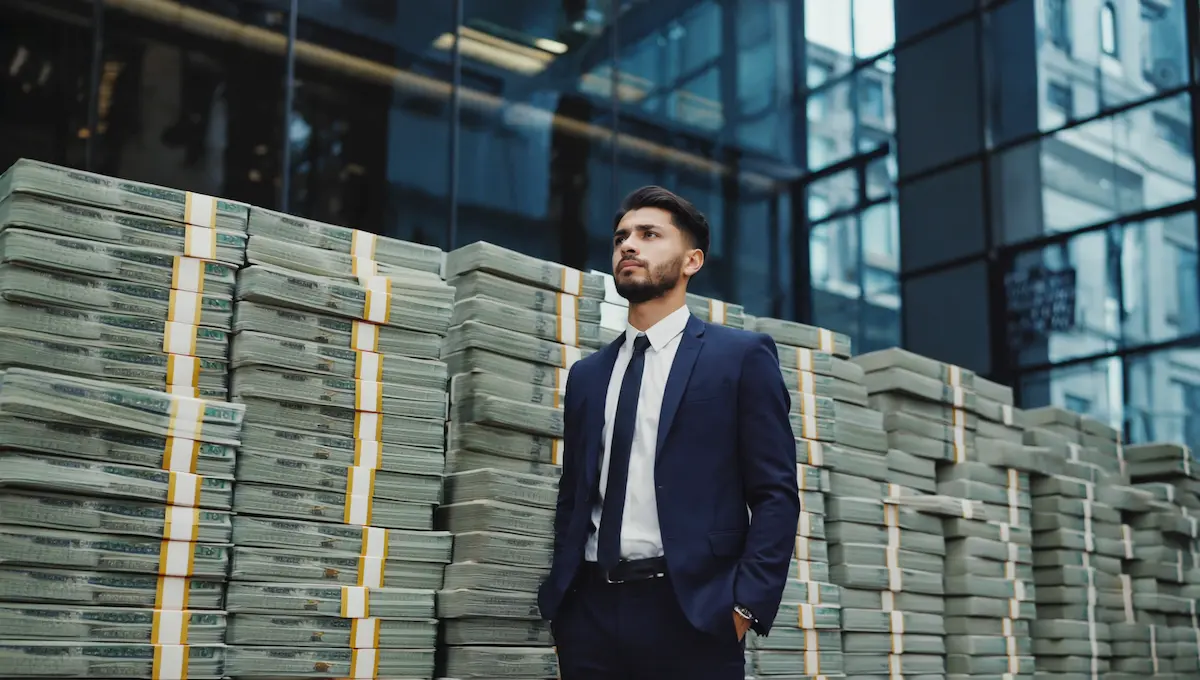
xmin=1021 ymin=407 xmax=1125 ymax=679
xmin=0 ymin=366 xmax=247 ymax=679
xmin=225 ymin=211 xmax=456 ymax=680
xmin=1110 ymin=442 xmax=1200 ymax=678
xmin=736 ymin=316 xmax=864 ymax=678
xmin=437 ymin=243 xmax=605 ymax=679
xmin=0 ymin=159 xmax=249 ymax=401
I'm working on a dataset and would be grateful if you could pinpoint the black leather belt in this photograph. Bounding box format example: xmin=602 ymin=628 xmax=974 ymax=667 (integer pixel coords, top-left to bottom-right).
xmin=584 ymin=557 xmax=668 ymax=584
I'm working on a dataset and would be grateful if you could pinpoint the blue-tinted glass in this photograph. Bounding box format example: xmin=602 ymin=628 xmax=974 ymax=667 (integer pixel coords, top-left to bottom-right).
xmin=1018 ymin=356 xmax=1124 ymax=427
xmin=992 ymin=92 xmax=1195 ymax=245
xmin=1127 ymin=346 xmax=1200 ymax=452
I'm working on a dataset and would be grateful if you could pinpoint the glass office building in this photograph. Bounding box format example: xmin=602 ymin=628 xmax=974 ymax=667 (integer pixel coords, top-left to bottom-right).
xmin=2 ymin=0 xmax=1198 ymax=451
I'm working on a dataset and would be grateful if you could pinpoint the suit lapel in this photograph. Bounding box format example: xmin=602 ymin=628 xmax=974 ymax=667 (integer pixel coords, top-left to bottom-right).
xmin=584 ymin=334 xmax=624 ymax=484
xmin=656 ymin=315 xmax=706 ymax=456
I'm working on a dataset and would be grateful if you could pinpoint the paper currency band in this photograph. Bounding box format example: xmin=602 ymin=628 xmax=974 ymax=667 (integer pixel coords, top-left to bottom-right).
xmin=796 ymin=393 xmax=819 ymax=417
xmin=157 ymin=540 xmax=197 ymax=577
xmin=354 ymin=351 xmax=384 ymax=385
xmin=354 ymin=412 xmax=384 ymax=443
xmin=1120 ymin=574 xmax=1135 ymax=622
xmin=881 ymin=591 xmax=895 ymax=612
xmin=182 ymin=225 xmax=217 ymax=260
xmin=817 ymin=328 xmax=834 ymax=353
xmin=794 ymin=347 xmax=815 ymax=372
xmin=341 ymin=585 xmax=370 ymax=618
xmin=551 ymin=439 xmax=564 ymax=466
xmin=184 ymin=191 xmax=218 ymax=229
xmin=151 ymin=644 xmax=190 ymax=680
xmin=354 ymin=440 xmax=383 ymax=470
xmin=171 ymin=257 xmax=206 ymax=294
xmin=168 ymin=289 xmax=202 ymax=326
xmin=350 ymin=321 xmax=380 ymax=353
xmin=349 ymin=648 xmax=379 ymax=679
xmin=163 ymin=505 xmax=201 ymax=542
xmin=155 ymin=576 xmax=191 ymax=610
xmin=343 ymin=466 xmax=377 ymax=526
xmin=1121 ymin=524 xmax=1134 ymax=559
xmin=890 ymin=631 xmax=903 ymax=654
xmin=796 ymin=369 xmax=816 ymax=395
xmin=560 ymin=266 xmax=583 ymax=296
xmin=167 ymin=398 xmax=206 ymax=440
xmin=1082 ymin=499 xmax=1095 ymax=553
xmin=352 ymin=231 xmax=377 ymax=260
xmin=162 ymin=322 xmax=200 ymax=358
xmin=358 ymin=526 xmax=389 ymax=588
xmin=1150 ymin=624 xmax=1161 ymax=674
xmin=887 ymin=652 xmax=902 ymax=676
xmin=555 ymin=292 xmax=581 ymax=348
xmin=152 ymin=609 xmax=191 ymax=646
xmin=795 ymin=603 xmax=817 ymax=628
xmin=951 ymin=410 xmax=967 ymax=464
xmin=561 ymin=344 xmax=582 ymax=369
xmin=800 ymin=413 xmax=819 ymax=440
xmin=354 ymin=379 xmax=383 ymax=414
xmin=804 ymin=647 xmax=820 ymax=674
xmin=352 ymin=256 xmax=379 ymax=281
xmin=350 ymin=618 xmax=381 ymax=649
xmin=708 ymin=299 xmax=727 ymax=326
xmin=794 ymin=536 xmax=814 ymax=561
xmin=359 ymin=276 xmax=392 ymax=324
xmin=552 ymin=366 xmax=569 ymax=397
xmin=163 ymin=437 xmax=201 ymax=474
xmin=1001 ymin=403 xmax=1014 ymax=426
xmin=165 ymin=354 xmax=201 ymax=392
xmin=802 ymin=440 xmax=824 ymax=467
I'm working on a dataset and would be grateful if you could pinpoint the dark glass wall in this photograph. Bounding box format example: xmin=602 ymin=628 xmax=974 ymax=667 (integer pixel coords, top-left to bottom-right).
xmin=2 ymin=0 xmax=818 ymax=325
xmin=888 ymin=0 xmax=1200 ymax=454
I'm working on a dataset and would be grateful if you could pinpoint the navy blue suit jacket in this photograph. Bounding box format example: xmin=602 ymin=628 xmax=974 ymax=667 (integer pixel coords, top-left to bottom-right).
xmin=537 ymin=314 xmax=800 ymax=638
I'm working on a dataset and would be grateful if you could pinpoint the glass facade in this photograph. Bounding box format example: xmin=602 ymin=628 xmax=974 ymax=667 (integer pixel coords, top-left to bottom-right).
xmin=5 ymin=0 xmax=1200 ymax=451
xmin=891 ymin=0 xmax=1200 ymax=455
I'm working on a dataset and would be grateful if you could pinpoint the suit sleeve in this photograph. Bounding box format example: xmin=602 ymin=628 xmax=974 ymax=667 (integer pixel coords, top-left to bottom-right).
xmin=551 ymin=363 xmax=583 ymax=564
xmin=734 ymin=333 xmax=800 ymax=635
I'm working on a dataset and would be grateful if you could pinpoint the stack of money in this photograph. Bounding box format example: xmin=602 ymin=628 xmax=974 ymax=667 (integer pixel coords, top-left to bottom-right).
xmin=0 ymin=366 xmax=246 ymax=679
xmin=1022 ymin=407 xmax=1124 ymax=679
xmin=685 ymin=292 xmax=745 ymax=329
xmin=224 ymin=211 xmax=456 ymax=680
xmin=738 ymin=318 xmax=856 ymax=678
xmin=1115 ymin=443 xmax=1200 ymax=678
xmin=588 ymin=269 xmax=628 ymax=345
xmin=0 ymin=159 xmax=249 ymax=399
xmin=438 ymin=242 xmax=604 ymax=679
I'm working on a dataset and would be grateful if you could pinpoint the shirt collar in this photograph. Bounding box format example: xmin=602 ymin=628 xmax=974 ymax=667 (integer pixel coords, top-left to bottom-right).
xmin=625 ymin=304 xmax=691 ymax=352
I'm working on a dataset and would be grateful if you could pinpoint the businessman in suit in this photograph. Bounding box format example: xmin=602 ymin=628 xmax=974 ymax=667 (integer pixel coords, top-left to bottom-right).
xmin=537 ymin=186 xmax=800 ymax=678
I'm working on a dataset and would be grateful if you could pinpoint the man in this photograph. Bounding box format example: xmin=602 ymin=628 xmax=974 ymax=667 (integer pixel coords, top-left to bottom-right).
xmin=537 ymin=186 xmax=800 ymax=678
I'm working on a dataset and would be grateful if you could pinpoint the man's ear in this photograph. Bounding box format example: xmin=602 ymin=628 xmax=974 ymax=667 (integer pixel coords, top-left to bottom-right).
xmin=683 ymin=248 xmax=704 ymax=277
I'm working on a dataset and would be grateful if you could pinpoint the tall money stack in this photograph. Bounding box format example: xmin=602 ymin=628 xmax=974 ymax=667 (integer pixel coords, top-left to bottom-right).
xmin=589 ymin=269 xmax=627 ymax=345
xmin=1117 ymin=442 xmax=1200 ymax=677
xmin=224 ymin=208 xmax=455 ymax=680
xmin=849 ymin=348 xmax=995 ymax=679
xmin=741 ymin=318 xmax=859 ymax=678
xmin=686 ymin=291 xmax=745 ymax=329
xmin=1022 ymin=407 xmax=1124 ymax=679
xmin=0 ymin=159 xmax=251 ymax=678
xmin=438 ymin=241 xmax=604 ymax=679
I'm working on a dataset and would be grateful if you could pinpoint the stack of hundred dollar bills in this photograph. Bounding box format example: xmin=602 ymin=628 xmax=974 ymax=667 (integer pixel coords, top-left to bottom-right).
xmin=0 ymin=158 xmax=247 ymax=399
xmin=0 ymin=367 xmax=245 ymax=679
xmin=0 ymin=159 xmax=253 ymax=677
xmin=1022 ymin=407 xmax=1123 ymax=679
xmin=1115 ymin=442 xmax=1200 ymax=678
xmin=437 ymin=241 xmax=606 ymax=679
xmin=224 ymin=208 xmax=454 ymax=680
xmin=737 ymin=317 xmax=859 ymax=679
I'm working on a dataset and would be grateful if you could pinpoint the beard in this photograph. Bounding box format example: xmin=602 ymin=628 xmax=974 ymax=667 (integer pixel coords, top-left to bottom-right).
xmin=614 ymin=255 xmax=684 ymax=304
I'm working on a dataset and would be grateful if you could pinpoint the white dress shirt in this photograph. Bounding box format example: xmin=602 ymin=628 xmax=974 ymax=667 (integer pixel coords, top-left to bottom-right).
xmin=585 ymin=304 xmax=691 ymax=562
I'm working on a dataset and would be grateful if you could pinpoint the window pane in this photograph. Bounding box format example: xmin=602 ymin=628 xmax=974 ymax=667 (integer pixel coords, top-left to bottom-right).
xmin=1121 ymin=211 xmax=1200 ymax=345
xmin=807 ymin=78 xmax=854 ymax=171
xmin=810 ymin=216 xmax=860 ymax=298
xmin=805 ymin=0 xmax=853 ymax=80
xmin=807 ymin=167 xmax=858 ymax=221
xmin=1127 ymin=346 xmax=1200 ymax=452
xmin=991 ymin=92 xmax=1196 ymax=245
xmin=1019 ymin=356 xmax=1124 ymax=429
xmin=852 ymin=0 xmax=895 ymax=59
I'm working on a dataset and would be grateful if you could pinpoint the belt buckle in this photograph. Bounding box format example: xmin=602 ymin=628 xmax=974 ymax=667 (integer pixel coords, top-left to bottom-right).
xmin=604 ymin=570 xmax=625 ymax=585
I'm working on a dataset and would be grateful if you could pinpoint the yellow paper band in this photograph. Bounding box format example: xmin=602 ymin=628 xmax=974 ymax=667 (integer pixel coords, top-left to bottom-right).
xmin=183 ymin=191 xmax=217 ymax=228
xmin=340 ymin=586 xmax=370 ymax=618
xmin=355 ymin=379 xmax=383 ymax=413
xmin=351 ymin=321 xmax=380 ymax=352
xmin=350 ymin=618 xmax=381 ymax=649
xmin=162 ymin=322 xmax=199 ymax=357
xmin=155 ymin=576 xmax=190 ymax=611
xmin=560 ymin=266 xmax=583 ymax=296
xmin=167 ymin=289 xmax=202 ymax=326
xmin=354 ymin=440 xmax=382 ymax=470
xmin=151 ymin=609 xmax=190 ymax=646
xmin=552 ymin=439 xmax=564 ymax=465
xmin=163 ymin=437 xmax=200 ymax=474
xmin=152 ymin=644 xmax=189 ymax=680
xmin=353 ymin=412 xmax=383 ymax=442
xmin=360 ymin=276 xmax=392 ymax=324
xmin=182 ymin=225 xmax=216 ymax=260
xmin=157 ymin=540 xmax=197 ymax=577
xmin=349 ymin=647 xmax=379 ymax=678
xmin=167 ymin=398 xmax=205 ymax=440
xmin=171 ymin=257 xmax=205 ymax=294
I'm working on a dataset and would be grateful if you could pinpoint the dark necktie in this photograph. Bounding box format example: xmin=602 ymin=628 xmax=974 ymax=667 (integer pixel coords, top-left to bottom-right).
xmin=597 ymin=333 xmax=652 ymax=571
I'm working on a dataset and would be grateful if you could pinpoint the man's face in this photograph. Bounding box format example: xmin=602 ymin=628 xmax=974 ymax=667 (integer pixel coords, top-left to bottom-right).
xmin=611 ymin=207 xmax=702 ymax=304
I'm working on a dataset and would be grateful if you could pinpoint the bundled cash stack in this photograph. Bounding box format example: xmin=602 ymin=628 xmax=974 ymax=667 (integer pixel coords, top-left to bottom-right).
xmin=738 ymin=317 xmax=859 ymax=678
xmin=589 ymin=269 xmax=628 ymax=345
xmin=1022 ymin=407 xmax=1125 ymax=679
xmin=438 ymin=242 xmax=606 ymax=679
xmin=224 ymin=209 xmax=455 ymax=680
xmin=686 ymin=291 xmax=745 ymax=329
xmin=0 ymin=367 xmax=246 ymax=679
xmin=1115 ymin=442 xmax=1200 ymax=678
xmin=0 ymin=159 xmax=248 ymax=399
xmin=0 ymin=159 xmax=253 ymax=678
xmin=850 ymin=348 xmax=1003 ymax=679
xmin=935 ymin=372 xmax=1039 ymax=680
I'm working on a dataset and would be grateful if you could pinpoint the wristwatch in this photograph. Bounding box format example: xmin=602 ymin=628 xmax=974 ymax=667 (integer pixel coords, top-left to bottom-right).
xmin=733 ymin=604 xmax=755 ymax=622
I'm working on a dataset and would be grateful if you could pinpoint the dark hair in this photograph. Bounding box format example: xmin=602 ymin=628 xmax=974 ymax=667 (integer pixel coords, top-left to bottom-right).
xmin=613 ymin=185 xmax=711 ymax=255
